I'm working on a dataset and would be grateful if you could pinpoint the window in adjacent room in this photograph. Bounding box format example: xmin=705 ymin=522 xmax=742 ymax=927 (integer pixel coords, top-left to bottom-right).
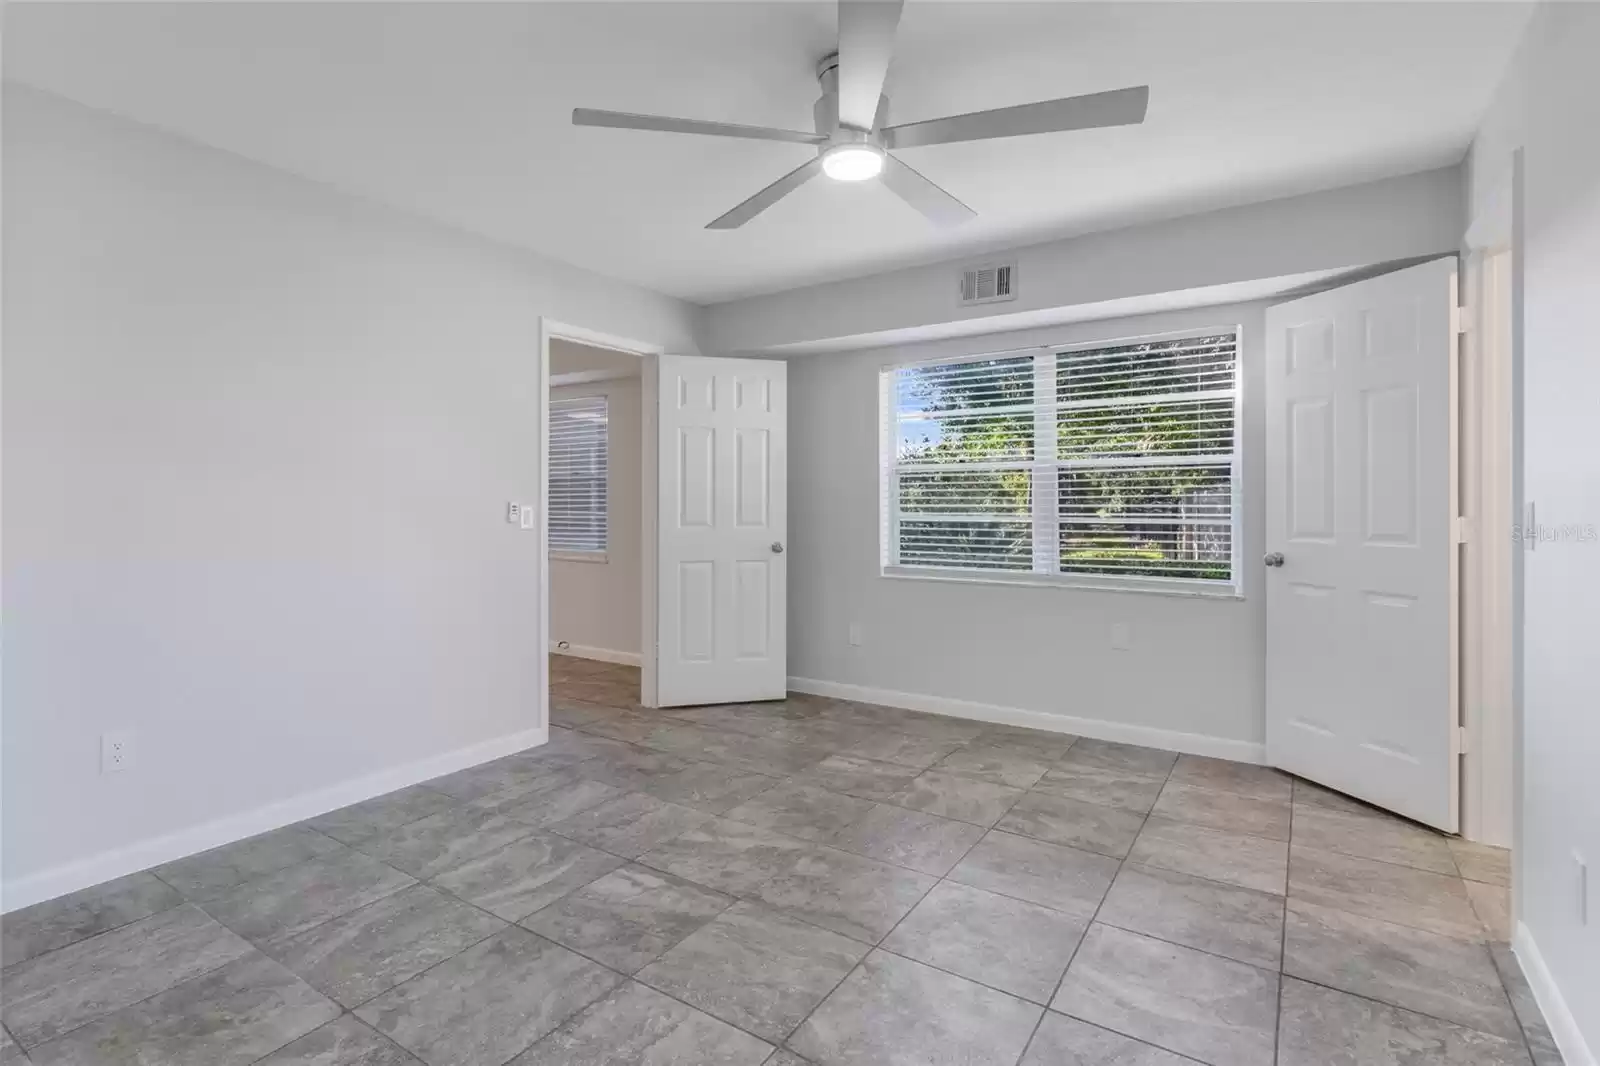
xmin=549 ymin=394 xmax=609 ymax=556
xmin=881 ymin=328 xmax=1240 ymax=593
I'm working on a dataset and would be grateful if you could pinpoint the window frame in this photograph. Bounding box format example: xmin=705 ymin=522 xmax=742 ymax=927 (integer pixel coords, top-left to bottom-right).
xmin=548 ymin=392 xmax=610 ymax=562
xmin=879 ymin=324 xmax=1244 ymax=599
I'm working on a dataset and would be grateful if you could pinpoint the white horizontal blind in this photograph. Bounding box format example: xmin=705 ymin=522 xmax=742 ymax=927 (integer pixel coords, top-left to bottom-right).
xmin=886 ymin=331 xmax=1239 ymax=587
xmin=549 ymin=395 xmax=608 ymax=554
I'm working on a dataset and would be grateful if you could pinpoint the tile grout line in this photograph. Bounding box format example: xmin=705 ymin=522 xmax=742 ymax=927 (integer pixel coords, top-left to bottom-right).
xmin=1275 ymin=792 xmax=1294 ymax=1064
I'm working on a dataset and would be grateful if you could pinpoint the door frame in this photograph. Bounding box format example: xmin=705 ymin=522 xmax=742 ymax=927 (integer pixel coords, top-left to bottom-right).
xmin=1459 ymin=160 xmax=1519 ymax=849
xmin=537 ymin=318 xmax=666 ymax=731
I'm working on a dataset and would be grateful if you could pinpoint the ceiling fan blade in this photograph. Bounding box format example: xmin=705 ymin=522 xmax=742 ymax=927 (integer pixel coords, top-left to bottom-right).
xmin=706 ymin=158 xmax=824 ymax=229
xmin=573 ymin=108 xmax=827 ymax=145
xmin=837 ymin=0 xmax=903 ymax=130
xmin=883 ymin=85 xmax=1150 ymax=149
xmin=880 ymin=153 xmax=976 ymax=227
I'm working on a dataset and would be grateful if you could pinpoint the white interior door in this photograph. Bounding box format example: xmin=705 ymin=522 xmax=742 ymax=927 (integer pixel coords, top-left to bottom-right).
xmin=656 ymin=355 xmax=787 ymax=706
xmin=1264 ymin=257 xmax=1460 ymax=831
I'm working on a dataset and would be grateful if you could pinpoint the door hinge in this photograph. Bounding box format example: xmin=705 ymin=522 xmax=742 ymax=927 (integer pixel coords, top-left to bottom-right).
xmin=1452 ymin=304 xmax=1472 ymax=336
xmin=1453 ymin=726 xmax=1470 ymax=755
xmin=1453 ymin=516 xmax=1472 ymax=544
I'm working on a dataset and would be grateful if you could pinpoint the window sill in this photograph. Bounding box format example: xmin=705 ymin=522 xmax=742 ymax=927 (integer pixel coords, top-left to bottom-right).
xmin=880 ymin=564 xmax=1243 ymax=601
xmin=551 ymin=550 xmax=608 ymax=564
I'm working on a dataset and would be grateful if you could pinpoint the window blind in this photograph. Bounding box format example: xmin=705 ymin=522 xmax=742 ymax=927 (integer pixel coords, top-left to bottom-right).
xmin=886 ymin=331 xmax=1239 ymax=587
xmin=549 ymin=395 xmax=608 ymax=554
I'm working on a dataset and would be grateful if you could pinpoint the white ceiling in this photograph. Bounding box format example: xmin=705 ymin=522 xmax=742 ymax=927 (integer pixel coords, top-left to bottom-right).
xmin=5 ymin=2 xmax=1530 ymax=305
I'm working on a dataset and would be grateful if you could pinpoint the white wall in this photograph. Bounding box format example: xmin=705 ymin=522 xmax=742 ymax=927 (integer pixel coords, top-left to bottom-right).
xmin=0 ymin=85 xmax=700 ymax=908
xmin=788 ymin=303 xmax=1268 ymax=756
xmin=1468 ymin=4 xmax=1600 ymax=1056
xmin=705 ymin=167 xmax=1463 ymax=354
xmin=549 ymin=374 xmax=642 ymax=660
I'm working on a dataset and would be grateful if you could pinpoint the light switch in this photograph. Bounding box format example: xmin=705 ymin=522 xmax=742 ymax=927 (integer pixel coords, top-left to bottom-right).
xmin=520 ymin=505 xmax=536 ymax=530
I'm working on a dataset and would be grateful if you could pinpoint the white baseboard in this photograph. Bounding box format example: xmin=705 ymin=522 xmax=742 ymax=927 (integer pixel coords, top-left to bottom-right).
xmin=1514 ymin=920 xmax=1596 ymax=1066
xmin=787 ymin=676 xmax=1265 ymax=764
xmin=1 ymin=726 xmax=548 ymax=914
xmin=551 ymin=643 xmax=641 ymax=668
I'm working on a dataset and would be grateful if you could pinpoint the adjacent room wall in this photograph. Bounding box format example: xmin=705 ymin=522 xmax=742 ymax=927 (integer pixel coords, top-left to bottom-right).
xmin=549 ymin=374 xmax=642 ymax=662
xmin=787 ymin=302 xmax=1268 ymax=756
xmin=704 ymin=167 xmax=1463 ymax=354
xmin=1468 ymin=3 xmax=1600 ymax=1055
xmin=0 ymin=85 xmax=700 ymax=908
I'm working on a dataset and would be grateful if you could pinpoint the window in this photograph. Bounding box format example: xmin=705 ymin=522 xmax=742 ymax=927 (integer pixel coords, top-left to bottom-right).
xmin=549 ymin=395 xmax=608 ymax=555
xmin=883 ymin=329 xmax=1240 ymax=591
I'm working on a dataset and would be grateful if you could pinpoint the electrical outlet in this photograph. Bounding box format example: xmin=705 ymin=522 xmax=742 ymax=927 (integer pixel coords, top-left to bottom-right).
xmin=1110 ymin=622 xmax=1132 ymax=651
xmin=101 ymin=731 xmax=135 ymax=774
xmin=848 ymin=622 xmax=863 ymax=647
xmin=506 ymin=501 xmax=522 ymax=525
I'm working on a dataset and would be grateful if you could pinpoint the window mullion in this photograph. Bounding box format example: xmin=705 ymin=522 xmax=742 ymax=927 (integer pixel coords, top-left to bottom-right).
xmin=1031 ymin=350 xmax=1058 ymax=574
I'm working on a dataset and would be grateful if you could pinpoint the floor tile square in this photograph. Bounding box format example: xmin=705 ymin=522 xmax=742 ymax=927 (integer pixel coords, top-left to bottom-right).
xmin=1284 ymin=900 xmax=1520 ymax=1040
xmin=1288 ymin=845 xmax=1482 ymax=940
xmin=1450 ymin=839 xmax=1512 ymax=887
xmin=946 ymin=831 xmax=1119 ymax=919
xmin=1055 ymin=739 xmax=1177 ymax=778
xmin=1031 ymin=764 xmax=1166 ymax=814
xmin=2 ymin=904 xmax=253 ymax=1049
xmin=883 ymin=881 xmax=1086 ymax=1003
xmin=636 ymin=818 xmax=812 ymax=895
xmin=786 ymin=755 xmax=921 ymax=802
xmin=1291 ymin=802 xmax=1457 ymax=874
xmin=636 ymin=902 xmax=866 ymax=1042
xmin=430 ymin=832 xmax=626 ymax=922
xmin=512 ymin=981 xmax=772 ymax=1065
xmin=886 ymin=770 xmax=1024 ymax=826
xmin=752 ymin=846 xmax=935 ymax=944
xmin=1277 ymin=977 xmax=1532 ymax=1066
xmin=1167 ymin=755 xmax=1291 ymax=802
xmin=1020 ymin=1013 xmax=1192 ymax=1066
xmin=0 ymin=872 xmax=182 ymax=968
xmin=639 ymin=763 xmax=781 ymax=814
xmin=153 ymin=825 xmax=343 ymax=900
xmin=934 ymin=742 xmax=1052 ymax=789
xmin=546 ymin=792 xmax=713 ymax=859
xmin=1149 ymin=782 xmax=1290 ymax=841
xmin=204 ymin=849 xmax=414 ymax=947
xmin=355 ymin=928 xmax=621 ymax=1066
xmin=1292 ymin=777 xmax=1376 ymax=816
xmin=522 ymin=864 xmax=732 ymax=973
xmin=995 ymin=792 xmax=1146 ymax=858
xmin=827 ymin=803 xmax=985 ymax=876
xmin=788 ymin=949 xmax=1041 ymax=1066
xmin=1052 ymin=923 xmax=1278 ymax=1066
xmin=268 ymin=883 xmax=505 ymax=1008
xmin=573 ymin=748 xmax=696 ymax=792
xmin=487 ymin=778 xmax=626 ymax=828
xmin=307 ymin=786 xmax=458 ymax=846
xmin=1467 ymin=879 xmax=1512 ymax=941
xmin=426 ymin=752 xmax=591 ymax=804
xmin=837 ymin=732 xmax=964 ymax=770
xmin=969 ymin=725 xmax=1078 ymax=762
xmin=1127 ymin=817 xmax=1287 ymax=895
xmin=24 ymin=955 xmax=337 ymax=1066
xmin=255 ymin=1015 xmax=421 ymax=1065
xmin=722 ymin=783 xmax=874 ymax=843
xmin=1096 ymin=863 xmax=1284 ymax=969
xmin=358 ymin=806 xmax=538 ymax=880
xmin=1490 ymin=944 xmax=1564 ymax=1066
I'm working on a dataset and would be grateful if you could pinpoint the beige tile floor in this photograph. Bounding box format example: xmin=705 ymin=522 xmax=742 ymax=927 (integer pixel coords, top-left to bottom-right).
xmin=0 ymin=656 xmax=1562 ymax=1065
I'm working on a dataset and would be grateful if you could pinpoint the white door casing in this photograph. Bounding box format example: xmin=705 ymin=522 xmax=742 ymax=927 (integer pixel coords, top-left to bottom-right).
xmin=656 ymin=355 xmax=787 ymax=706
xmin=1264 ymin=257 xmax=1460 ymax=831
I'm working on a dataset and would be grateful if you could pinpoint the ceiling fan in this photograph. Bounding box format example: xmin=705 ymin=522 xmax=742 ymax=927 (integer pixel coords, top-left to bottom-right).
xmin=572 ymin=0 xmax=1149 ymax=229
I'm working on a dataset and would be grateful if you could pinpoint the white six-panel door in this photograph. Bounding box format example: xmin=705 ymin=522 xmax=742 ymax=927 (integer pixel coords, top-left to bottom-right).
xmin=656 ymin=355 xmax=787 ymax=707
xmin=1264 ymin=257 xmax=1460 ymax=831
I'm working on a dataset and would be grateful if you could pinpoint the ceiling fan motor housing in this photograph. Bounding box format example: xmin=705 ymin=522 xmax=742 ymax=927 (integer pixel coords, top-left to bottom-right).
xmin=814 ymin=50 xmax=889 ymax=152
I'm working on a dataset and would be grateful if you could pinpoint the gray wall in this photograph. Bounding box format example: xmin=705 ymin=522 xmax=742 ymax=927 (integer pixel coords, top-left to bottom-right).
xmin=0 ymin=85 xmax=699 ymax=906
xmin=787 ymin=302 xmax=1268 ymax=756
xmin=1469 ymin=2 xmax=1600 ymax=1049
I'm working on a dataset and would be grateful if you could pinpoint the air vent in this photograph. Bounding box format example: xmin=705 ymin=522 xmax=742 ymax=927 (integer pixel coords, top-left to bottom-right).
xmin=959 ymin=261 xmax=1018 ymax=306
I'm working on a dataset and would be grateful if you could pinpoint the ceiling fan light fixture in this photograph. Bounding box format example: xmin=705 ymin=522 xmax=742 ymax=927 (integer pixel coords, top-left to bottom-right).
xmin=821 ymin=144 xmax=884 ymax=182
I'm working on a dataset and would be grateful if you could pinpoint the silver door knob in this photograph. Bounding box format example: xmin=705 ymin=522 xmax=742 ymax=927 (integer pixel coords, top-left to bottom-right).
xmin=1263 ymin=552 xmax=1285 ymax=568
xmin=770 ymin=542 xmax=785 ymax=554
